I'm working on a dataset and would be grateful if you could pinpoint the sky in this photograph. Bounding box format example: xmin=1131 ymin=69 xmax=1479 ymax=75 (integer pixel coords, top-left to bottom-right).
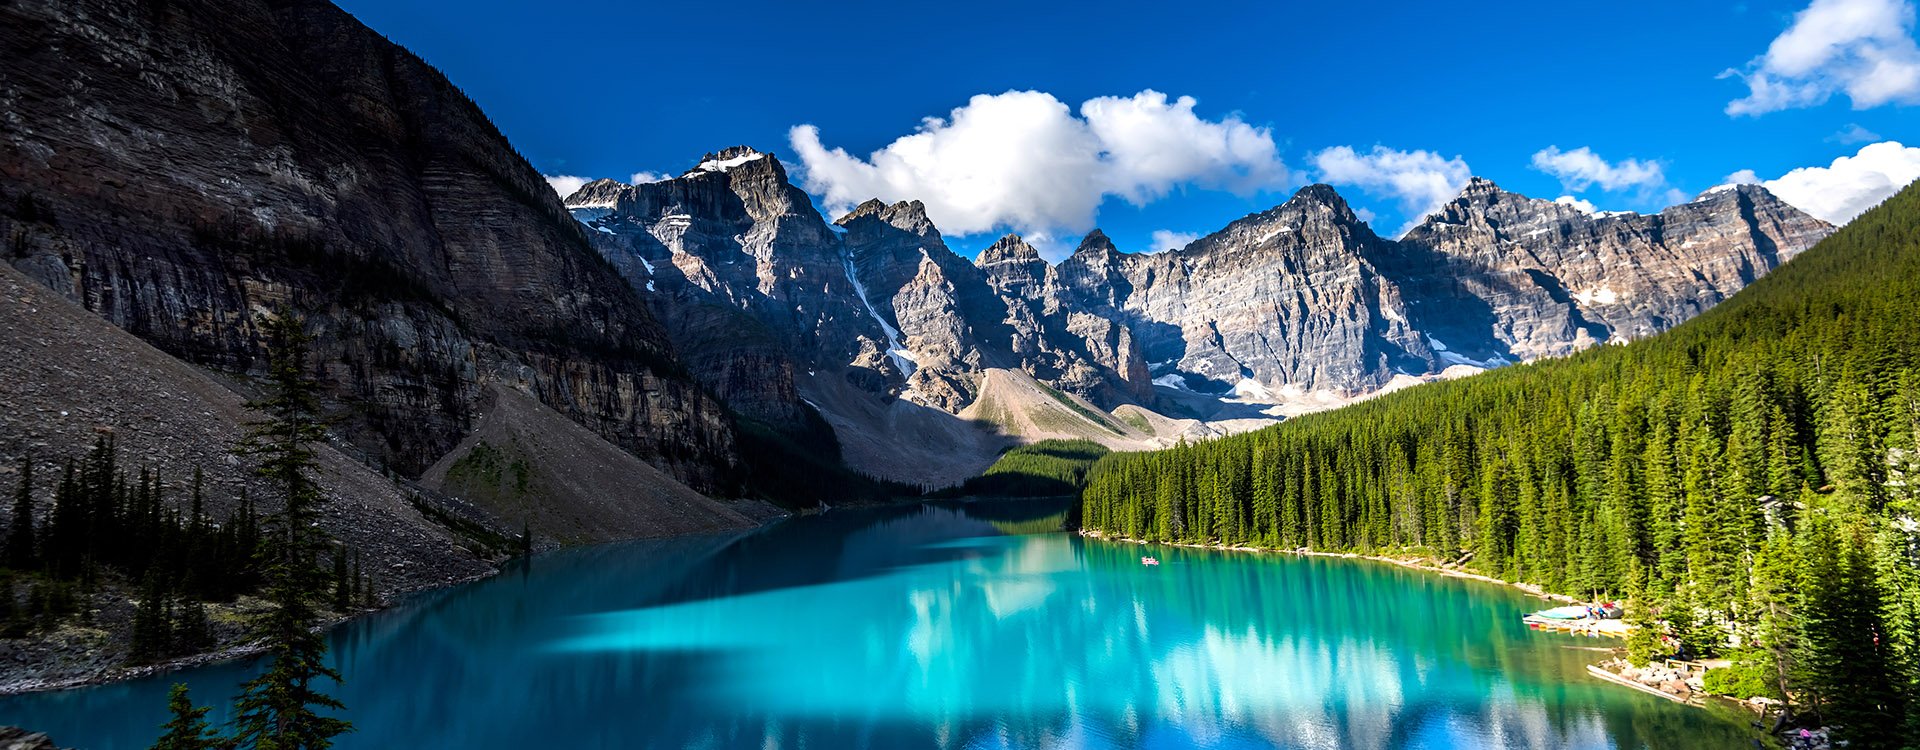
xmin=335 ymin=0 xmax=1919 ymax=260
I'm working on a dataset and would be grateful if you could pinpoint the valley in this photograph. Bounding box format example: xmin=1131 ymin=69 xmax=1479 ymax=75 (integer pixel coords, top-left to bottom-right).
xmin=0 ymin=0 xmax=1914 ymax=747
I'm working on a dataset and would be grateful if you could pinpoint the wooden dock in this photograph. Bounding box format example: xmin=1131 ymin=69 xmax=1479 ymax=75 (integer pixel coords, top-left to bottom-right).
xmin=1585 ymin=664 xmax=1690 ymax=703
xmin=1523 ymin=616 xmax=1630 ymax=638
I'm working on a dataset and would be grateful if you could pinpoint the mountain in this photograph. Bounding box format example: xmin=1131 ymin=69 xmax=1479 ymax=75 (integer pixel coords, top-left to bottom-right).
xmin=568 ymin=149 xmax=1833 ymax=486
xmin=0 ymin=0 xmax=748 ymax=526
xmin=1393 ymin=178 xmax=1833 ymax=363
xmin=1055 ymin=179 xmax=1833 ymax=401
xmin=568 ymin=149 xmax=1154 ymax=486
xmin=1079 ymin=176 xmax=1920 ymax=750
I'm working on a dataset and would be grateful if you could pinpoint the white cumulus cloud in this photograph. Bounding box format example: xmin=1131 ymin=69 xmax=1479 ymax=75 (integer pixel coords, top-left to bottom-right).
xmin=629 ymin=171 xmax=670 ymax=185
xmin=1554 ymin=195 xmax=1599 ymax=214
xmin=787 ymin=90 xmax=1291 ymax=241
xmin=1530 ymin=146 xmax=1668 ymax=192
xmin=1309 ymin=145 xmax=1472 ymax=234
xmin=1147 ymin=230 xmax=1200 ymax=254
xmin=544 ymin=174 xmax=591 ymax=198
xmin=1728 ymin=140 xmax=1920 ymax=224
xmin=1723 ymin=0 xmax=1920 ymax=115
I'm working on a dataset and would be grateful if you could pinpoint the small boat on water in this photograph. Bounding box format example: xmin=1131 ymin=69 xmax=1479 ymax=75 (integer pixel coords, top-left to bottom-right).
xmin=1141 ymin=556 xmax=1160 ymax=566
xmin=1533 ymin=605 xmax=1593 ymax=621
xmin=1522 ymin=602 xmax=1631 ymax=638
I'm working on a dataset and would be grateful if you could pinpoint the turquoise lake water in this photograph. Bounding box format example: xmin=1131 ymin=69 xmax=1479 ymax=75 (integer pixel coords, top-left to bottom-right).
xmin=0 ymin=499 xmax=1758 ymax=749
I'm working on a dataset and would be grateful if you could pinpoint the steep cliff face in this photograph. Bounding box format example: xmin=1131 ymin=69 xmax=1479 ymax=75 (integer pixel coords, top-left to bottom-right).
xmin=1039 ymin=181 xmax=1833 ymax=403
xmin=569 ymin=145 xmax=1832 ymax=485
xmin=0 ymin=0 xmax=736 ymax=490
xmin=571 ymin=156 xmax=1159 ymax=480
xmin=568 ymin=147 xmax=897 ymax=428
xmin=1395 ymin=179 xmax=1833 ymax=360
xmin=1051 ymin=185 xmax=1435 ymax=399
xmin=975 ymin=233 xmax=1153 ymax=407
xmin=836 ymin=198 xmax=1020 ymax=411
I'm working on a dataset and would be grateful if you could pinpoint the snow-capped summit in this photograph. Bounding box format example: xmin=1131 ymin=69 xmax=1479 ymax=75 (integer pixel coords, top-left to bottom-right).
xmin=688 ymin=145 xmax=769 ymax=175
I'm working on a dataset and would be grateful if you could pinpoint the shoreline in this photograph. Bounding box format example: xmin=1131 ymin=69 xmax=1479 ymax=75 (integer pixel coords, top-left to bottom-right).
xmin=0 ymin=502 xmax=796 ymax=696
xmin=0 ymin=567 xmax=502 ymax=696
xmin=1074 ymin=528 xmax=1774 ymax=715
xmin=1076 ymin=528 xmax=1586 ymax=605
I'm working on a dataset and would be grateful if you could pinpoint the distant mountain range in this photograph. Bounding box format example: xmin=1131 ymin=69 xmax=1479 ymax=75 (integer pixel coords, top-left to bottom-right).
xmin=0 ymin=0 xmax=1835 ymax=500
xmin=0 ymin=0 xmax=1855 ymax=690
xmin=563 ymin=147 xmax=1833 ymax=485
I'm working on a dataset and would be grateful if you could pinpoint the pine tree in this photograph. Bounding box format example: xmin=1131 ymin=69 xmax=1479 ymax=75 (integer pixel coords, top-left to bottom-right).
xmin=129 ymin=571 xmax=174 ymax=664
xmin=1625 ymin=597 xmax=1667 ymax=667
xmin=227 ymin=309 xmax=352 ymax=750
xmin=152 ymin=684 xmax=220 ymax=750
xmin=1797 ymin=513 xmax=1907 ymax=749
xmin=44 ymin=459 xmax=84 ymax=578
xmin=4 ymin=456 xmax=34 ymax=570
xmin=173 ymin=598 xmax=212 ymax=654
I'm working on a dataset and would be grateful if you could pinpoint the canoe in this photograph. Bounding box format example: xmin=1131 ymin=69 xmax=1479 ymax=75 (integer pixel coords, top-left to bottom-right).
xmin=1532 ymin=605 xmax=1592 ymax=620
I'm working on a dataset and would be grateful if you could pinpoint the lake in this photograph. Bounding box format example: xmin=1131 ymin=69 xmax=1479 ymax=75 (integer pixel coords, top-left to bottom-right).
xmin=0 ymin=499 xmax=1758 ymax=749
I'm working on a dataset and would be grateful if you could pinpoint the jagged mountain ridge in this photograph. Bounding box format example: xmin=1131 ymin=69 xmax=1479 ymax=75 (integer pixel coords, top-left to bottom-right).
xmin=568 ymin=148 xmax=1832 ymax=484
xmin=571 ymin=148 xmax=1146 ymax=424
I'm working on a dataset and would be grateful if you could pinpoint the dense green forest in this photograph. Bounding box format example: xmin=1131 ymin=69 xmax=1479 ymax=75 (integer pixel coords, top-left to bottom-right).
xmin=1081 ymin=181 xmax=1920 ymax=746
xmin=939 ymin=440 xmax=1111 ymax=498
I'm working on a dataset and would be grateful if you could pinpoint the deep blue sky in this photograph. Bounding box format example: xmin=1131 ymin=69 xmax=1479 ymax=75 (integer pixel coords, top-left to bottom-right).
xmin=337 ymin=0 xmax=1914 ymax=256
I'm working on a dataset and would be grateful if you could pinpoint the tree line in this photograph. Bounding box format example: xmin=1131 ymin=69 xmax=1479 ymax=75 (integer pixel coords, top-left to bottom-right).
xmin=3 ymin=310 xmax=367 ymax=748
xmin=934 ymin=440 xmax=1112 ymax=498
xmin=1081 ymin=182 xmax=1920 ymax=748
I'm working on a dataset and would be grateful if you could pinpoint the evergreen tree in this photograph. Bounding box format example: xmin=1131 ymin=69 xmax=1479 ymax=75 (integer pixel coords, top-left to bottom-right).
xmin=44 ymin=459 xmax=84 ymax=577
xmin=152 ymin=684 xmax=220 ymax=750
xmin=1797 ymin=514 xmax=1907 ymax=749
xmin=4 ymin=456 xmax=34 ymax=570
xmin=228 ymin=309 xmax=352 ymax=750
xmin=1073 ymin=175 xmax=1920 ymax=730
xmin=129 ymin=571 xmax=174 ymax=664
xmin=173 ymin=598 xmax=213 ymax=654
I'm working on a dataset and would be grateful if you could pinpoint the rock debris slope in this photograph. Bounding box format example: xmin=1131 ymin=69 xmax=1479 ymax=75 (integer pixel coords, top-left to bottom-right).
xmin=0 ymin=0 xmax=738 ymax=499
xmin=0 ymin=263 xmax=490 ymax=595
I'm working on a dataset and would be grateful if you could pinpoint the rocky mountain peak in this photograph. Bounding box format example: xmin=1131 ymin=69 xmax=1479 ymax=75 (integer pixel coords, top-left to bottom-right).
xmin=1461 ymin=175 xmax=1504 ymax=196
xmin=564 ymin=178 xmax=627 ymax=208
xmin=1074 ymin=229 xmax=1119 ymax=257
xmin=976 ymin=233 xmax=1049 ymax=301
xmin=706 ymin=145 xmax=760 ymax=160
xmin=1417 ymin=176 xmax=1570 ymax=229
xmin=1177 ymin=183 xmax=1375 ymax=261
xmin=884 ymin=200 xmax=936 ymax=231
xmin=837 ymin=198 xmax=891 ymax=225
xmin=1689 ymin=182 xmax=1778 ymax=207
xmin=686 ymin=145 xmax=769 ymax=174
xmin=978 ymin=234 xmax=1042 ymax=266
xmin=1289 ymin=182 xmax=1348 ymax=207
xmin=840 ymin=199 xmax=940 ymax=240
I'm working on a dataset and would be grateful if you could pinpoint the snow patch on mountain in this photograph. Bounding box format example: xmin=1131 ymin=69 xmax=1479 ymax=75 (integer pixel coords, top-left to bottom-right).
xmin=695 ymin=151 xmax=769 ymax=173
xmin=841 ymin=251 xmax=917 ymax=377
